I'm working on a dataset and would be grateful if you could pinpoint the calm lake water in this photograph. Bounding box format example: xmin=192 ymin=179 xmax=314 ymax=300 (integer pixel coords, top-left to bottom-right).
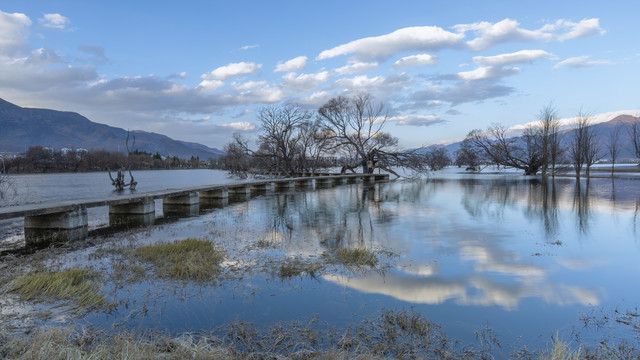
xmin=1 ymin=168 xmax=640 ymax=352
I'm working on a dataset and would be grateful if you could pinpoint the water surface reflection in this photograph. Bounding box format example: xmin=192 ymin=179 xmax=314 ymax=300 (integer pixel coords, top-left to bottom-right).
xmin=4 ymin=175 xmax=640 ymax=349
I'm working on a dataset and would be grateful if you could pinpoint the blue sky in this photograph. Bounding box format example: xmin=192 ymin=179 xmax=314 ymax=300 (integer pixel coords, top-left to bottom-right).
xmin=1 ymin=1 xmax=639 ymax=150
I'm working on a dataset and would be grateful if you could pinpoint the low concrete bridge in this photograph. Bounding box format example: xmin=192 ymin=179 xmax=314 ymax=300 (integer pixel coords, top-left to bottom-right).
xmin=0 ymin=173 xmax=389 ymax=247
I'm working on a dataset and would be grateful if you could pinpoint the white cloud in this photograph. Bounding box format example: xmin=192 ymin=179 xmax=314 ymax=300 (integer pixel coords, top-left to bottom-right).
xmin=553 ymin=55 xmax=612 ymax=69
xmin=393 ymin=54 xmax=437 ymax=69
xmin=456 ymin=19 xmax=549 ymax=51
xmin=546 ymin=18 xmax=605 ymax=41
xmin=473 ymin=49 xmax=550 ymax=66
xmin=389 ymin=115 xmax=446 ymax=127
xmin=219 ymin=121 xmax=255 ymax=131
xmin=232 ymin=80 xmax=267 ymax=91
xmin=281 ymin=71 xmax=330 ymax=92
xmin=274 ymin=55 xmax=307 ymax=72
xmin=38 ymin=13 xmax=71 ymax=30
xmin=457 ymin=66 xmax=520 ymax=80
xmin=296 ymin=91 xmax=332 ymax=107
xmin=0 ymin=10 xmax=32 ymax=58
xmin=197 ymin=79 xmax=225 ymax=92
xmin=456 ymin=18 xmax=604 ymax=51
xmin=240 ymin=44 xmax=258 ymax=50
xmin=334 ymin=61 xmax=379 ymax=74
xmin=333 ymin=75 xmax=385 ymax=89
xmin=201 ymin=62 xmax=262 ymax=80
xmin=317 ymin=26 xmax=464 ymax=60
xmin=0 ymin=48 xmax=97 ymax=91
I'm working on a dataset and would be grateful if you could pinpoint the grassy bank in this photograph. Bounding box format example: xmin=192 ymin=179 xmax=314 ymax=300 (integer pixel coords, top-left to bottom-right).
xmin=0 ymin=310 xmax=637 ymax=359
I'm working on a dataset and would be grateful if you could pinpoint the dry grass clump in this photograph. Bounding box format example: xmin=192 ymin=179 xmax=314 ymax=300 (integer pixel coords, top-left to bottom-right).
xmin=2 ymin=311 xmax=639 ymax=359
xmin=539 ymin=336 xmax=583 ymax=360
xmin=7 ymin=268 xmax=112 ymax=311
xmin=333 ymin=247 xmax=379 ymax=268
xmin=133 ymin=238 xmax=224 ymax=281
xmin=0 ymin=327 xmax=234 ymax=360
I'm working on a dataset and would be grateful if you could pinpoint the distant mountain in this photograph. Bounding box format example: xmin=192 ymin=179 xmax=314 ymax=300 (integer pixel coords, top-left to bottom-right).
xmin=0 ymin=98 xmax=224 ymax=159
xmin=416 ymin=114 xmax=640 ymax=162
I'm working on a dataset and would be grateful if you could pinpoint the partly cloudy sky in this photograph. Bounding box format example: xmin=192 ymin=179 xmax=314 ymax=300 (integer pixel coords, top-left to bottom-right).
xmin=0 ymin=1 xmax=639 ymax=149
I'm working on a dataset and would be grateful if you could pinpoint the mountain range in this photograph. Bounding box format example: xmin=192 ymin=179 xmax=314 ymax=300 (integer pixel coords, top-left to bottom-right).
xmin=0 ymin=98 xmax=225 ymax=160
xmin=418 ymin=114 xmax=640 ymax=162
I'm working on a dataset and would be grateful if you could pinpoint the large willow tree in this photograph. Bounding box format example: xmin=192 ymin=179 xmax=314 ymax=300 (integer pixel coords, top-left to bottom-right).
xmin=317 ymin=93 xmax=426 ymax=177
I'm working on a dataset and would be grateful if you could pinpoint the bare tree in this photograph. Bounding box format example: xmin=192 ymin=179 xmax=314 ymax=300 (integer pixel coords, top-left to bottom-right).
xmin=424 ymin=147 xmax=451 ymax=171
xmin=538 ymin=103 xmax=562 ymax=175
xmin=0 ymin=155 xmax=16 ymax=205
xmin=628 ymin=116 xmax=640 ymax=165
xmin=569 ymin=112 xmax=601 ymax=178
xmin=454 ymin=137 xmax=483 ymax=171
xmin=107 ymin=130 xmax=138 ymax=190
xmin=466 ymin=123 xmax=544 ymax=175
xmin=256 ymin=104 xmax=312 ymax=176
xmin=318 ymin=93 xmax=426 ymax=177
xmin=223 ymin=132 xmax=252 ymax=178
xmin=297 ymin=117 xmax=333 ymax=174
xmin=606 ymin=123 xmax=623 ymax=176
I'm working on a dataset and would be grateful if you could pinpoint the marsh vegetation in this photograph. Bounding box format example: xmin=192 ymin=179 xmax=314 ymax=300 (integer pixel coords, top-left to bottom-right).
xmin=1 ymin=176 xmax=640 ymax=358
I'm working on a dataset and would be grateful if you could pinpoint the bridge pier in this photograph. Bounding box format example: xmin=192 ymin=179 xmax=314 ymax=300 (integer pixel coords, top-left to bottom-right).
xmin=200 ymin=188 xmax=228 ymax=200
xmin=250 ymin=182 xmax=274 ymax=193
xmin=109 ymin=198 xmax=156 ymax=227
xmin=200 ymin=197 xmax=229 ymax=210
xmin=163 ymin=192 xmax=199 ymax=217
xmin=24 ymin=207 xmax=88 ymax=246
xmin=333 ymin=177 xmax=347 ymax=185
xmin=315 ymin=177 xmax=333 ymax=187
xmin=346 ymin=176 xmax=361 ymax=184
xmin=274 ymin=181 xmax=294 ymax=191
xmin=294 ymin=178 xmax=315 ymax=189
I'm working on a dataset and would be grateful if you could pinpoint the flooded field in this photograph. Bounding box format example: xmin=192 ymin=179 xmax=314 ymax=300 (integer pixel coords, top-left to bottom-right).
xmin=1 ymin=170 xmax=640 ymax=357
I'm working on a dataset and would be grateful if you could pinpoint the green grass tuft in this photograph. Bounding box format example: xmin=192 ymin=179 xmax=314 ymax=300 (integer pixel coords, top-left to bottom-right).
xmin=134 ymin=238 xmax=225 ymax=281
xmin=8 ymin=268 xmax=112 ymax=311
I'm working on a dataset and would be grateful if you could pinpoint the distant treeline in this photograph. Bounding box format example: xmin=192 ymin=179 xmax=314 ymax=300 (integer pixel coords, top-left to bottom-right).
xmin=3 ymin=146 xmax=217 ymax=173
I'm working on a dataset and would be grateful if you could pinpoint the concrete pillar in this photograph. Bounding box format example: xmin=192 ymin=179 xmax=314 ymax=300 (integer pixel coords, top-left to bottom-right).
xmin=333 ymin=177 xmax=347 ymax=185
xmin=163 ymin=192 xmax=199 ymax=217
xmin=228 ymin=184 xmax=250 ymax=196
xmin=200 ymin=187 xmax=228 ymax=199
xmin=109 ymin=199 xmax=155 ymax=227
xmin=274 ymin=181 xmax=294 ymax=191
xmin=250 ymin=182 xmax=274 ymax=193
xmin=346 ymin=176 xmax=360 ymax=184
xmin=315 ymin=178 xmax=333 ymax=187
xmin=294 ymin=178 xmax=315 ymax=188
xmin=228 ymin=184 xmax=250 ymax=202
xmin=200 ymin=197 xmax=229 ymax=210
xmin=24 ymin=207 xmax=88 ymax=246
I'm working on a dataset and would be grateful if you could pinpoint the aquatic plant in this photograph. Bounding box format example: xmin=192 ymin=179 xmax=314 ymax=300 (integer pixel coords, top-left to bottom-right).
xmin=333 ymin=247 xmax=379 ymax=268
xmin=7 ymin=268 xmax=112 ymax=311
xmin=278 ymin=258 xmax=323 ymax=279
xmin=133 ymin=238 xmax=224 ymax=281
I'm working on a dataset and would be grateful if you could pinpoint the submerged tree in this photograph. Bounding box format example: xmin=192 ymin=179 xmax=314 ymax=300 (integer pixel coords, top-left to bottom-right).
xmin=255 ymin=104 xmax=312 ymax=176
xmin=424 ymin=147 xmax=451 ymax=171
xmin=317 ymin=93 xmax=426 ymax=177
xmin=627 ymin=116 xmax=640 ymax=165
xmin=466 ymin=123 xmax=544 ymax=175
xmin=538 ymin=103 xmax=563 ymax=175
xmin=568 ymin=112 xmax=601 ymax=178
xmin=107 ymin=130 xmax=138 ymax=190
xmin=454 ymin=137 xmax=482 ymax=171
xmin=606 ymin=123 xmax=623 ymax=176
xmin=223 ymin=132 xmax=252 ymax=178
